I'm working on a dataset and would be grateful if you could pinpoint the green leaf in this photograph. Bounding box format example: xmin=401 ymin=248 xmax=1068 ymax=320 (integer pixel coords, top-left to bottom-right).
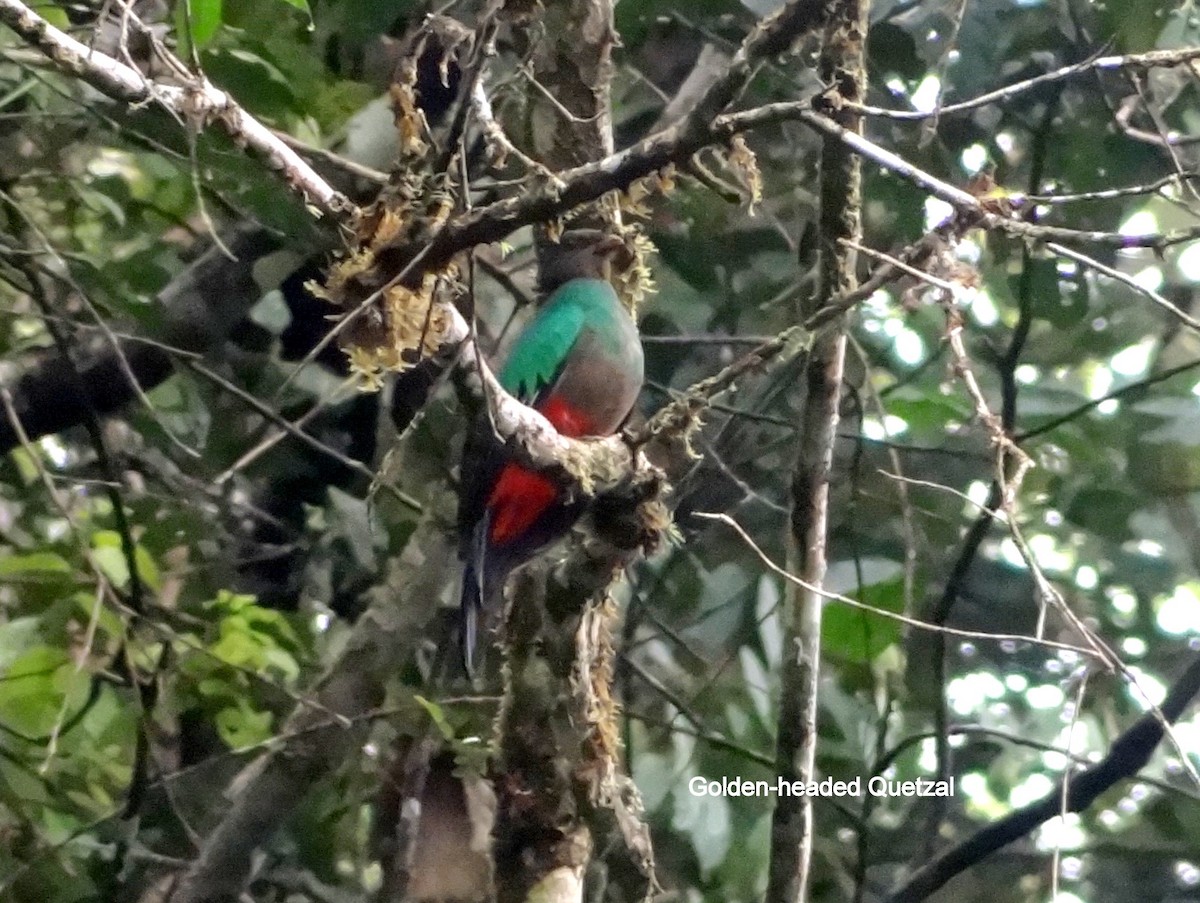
xmin=262 ymin=646 xmax=300 ymax=683
xmin=90 ymin=533 xmax=130 ymax=590
xmin=186 ymin=0 xmax=224 ymax=49
xmin=309 ymin=80 xmax=379 ymax=134
xmin=206 ymin=589 xmax=259 ymax=615
xmin=0 ymin=758 xmax=52 ymax=809
xmin=0 ymin=618 xmax=43 ymax=672
xmin=0 ymin=552 xmax=72 ymax=578
xmin=73 ymin=186 xmax=127 ymax=227
xmin=199 ymin=47 xmax=295 ymax=120
xmin=211 ymin=627 xmax=265 ymax=670
xmin=822 ymin=559 xmax=905 ymax=663
xmin=71 ymin=593 xmax=124 ymax=650
xmin=215 ymin=701 xmax=273 ymax=748
xmin=241 ymin=606 xmax=300 ymax=648
xmin=197 ymin=677 xmax=234 ymax=701
xmin=1097 ymin=0 xmax=1175 ymax=51
xmin=135 ymin=545 xmax=162 ymax=593
xmin=89 ymin=530 xmax=162 ymax=593
xmin=414 ymin=695 xmax=456 ymax=742
xmin=38 ymin=6 xmax=70 ymax=28
xmin=0 ymin=646 xmax=71 ymax=736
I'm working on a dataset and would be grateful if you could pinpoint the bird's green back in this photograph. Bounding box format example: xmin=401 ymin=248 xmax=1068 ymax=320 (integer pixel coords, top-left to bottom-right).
xmin=499 ymin=279 xmax=628 ymax=401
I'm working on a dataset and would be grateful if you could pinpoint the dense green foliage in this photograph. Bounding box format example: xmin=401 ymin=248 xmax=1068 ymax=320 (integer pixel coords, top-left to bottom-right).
xmin=0 ymin=0 xmax=1198 ymax=901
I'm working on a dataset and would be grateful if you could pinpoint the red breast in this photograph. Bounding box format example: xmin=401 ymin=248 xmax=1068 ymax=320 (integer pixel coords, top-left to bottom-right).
xmin=486 ymin=395 xmax=596 ymax=545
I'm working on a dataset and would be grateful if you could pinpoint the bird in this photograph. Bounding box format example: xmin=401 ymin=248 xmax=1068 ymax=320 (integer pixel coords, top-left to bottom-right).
xmin=457 ymin=233 xmax=644 ymax=675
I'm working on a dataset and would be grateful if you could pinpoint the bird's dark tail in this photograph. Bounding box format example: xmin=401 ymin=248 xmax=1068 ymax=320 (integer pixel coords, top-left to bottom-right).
xmin=460 ymin=559 xmax=483 ymax=678
xmin=460 ymin=516 xmax=503 ymax=678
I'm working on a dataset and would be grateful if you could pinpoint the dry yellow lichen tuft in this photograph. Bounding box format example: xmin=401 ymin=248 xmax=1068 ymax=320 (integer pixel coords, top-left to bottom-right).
xmin=358 ymin=205 xmax=408 ymax=248
xmin=611 ymin=226 xmax=657 ymax=316
xmin=637 ymin=494 xmax=677 ymax=553
xmin=654 ymin=163 xmax=677 ymax=195
xmin=618 ymin=164 xmax=676 ymax=219
xmin=544 ymin=217 xmax=565 ymax=244
xmin=726 ymin=136 xmax=763 ymax=215
xmin=309 ymin=161 xmax=464 ymax=392
xmin=344 ymin=272 xmax=453 ymax=391
xmin=389 ymin=82 xmax=429 ymax=157
xmin=306 ymin=250 xmax=373 ymax=304
xmin=387 ymin=274 xmax=452 ymax=358
xmin=582 ymin=594 xmax=622 ymax=766
xmin=346 ymin=345 xmax=393 ymax=393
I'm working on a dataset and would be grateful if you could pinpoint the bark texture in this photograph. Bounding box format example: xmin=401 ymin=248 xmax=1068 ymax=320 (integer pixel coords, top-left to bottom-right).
xmin=767 ymin=1 xmax=868 ymax=901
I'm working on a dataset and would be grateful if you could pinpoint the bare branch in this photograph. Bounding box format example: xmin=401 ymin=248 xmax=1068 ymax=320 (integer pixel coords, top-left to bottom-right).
xmin=1049 ymin=241 xmax=1200 ymax=333
xmin=0 ymin=0 xmax=351 ymax=218
xmin=695 ymin=512 xmax=1105 ymax=660
xmin=883 ymin=653 xmax=1200 ymax=903
xmin=1017 ymin=355 xmax=1200 ymax=441
xmin=767 ymin=3 xmax=865 ymax=899
xmin=856 ymin=47 xmax=1200 ymax=121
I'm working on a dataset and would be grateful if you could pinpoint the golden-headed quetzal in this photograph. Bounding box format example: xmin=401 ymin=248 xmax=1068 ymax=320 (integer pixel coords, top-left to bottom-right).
xmin=457 ymin=235 xmax=644 ymax=673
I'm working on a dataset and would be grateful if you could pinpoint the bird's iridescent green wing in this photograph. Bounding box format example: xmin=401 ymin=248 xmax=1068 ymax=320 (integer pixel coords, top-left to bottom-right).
xmin=498 ymin=280 xmax=619 ymax=401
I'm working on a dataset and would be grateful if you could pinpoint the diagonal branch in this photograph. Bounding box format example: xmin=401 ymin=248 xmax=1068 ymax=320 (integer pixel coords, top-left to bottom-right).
xmin=0 ymin=224 xmax=279 ymax=455
xmin=0 ymin=0 xmax=350 ymax=218
xmin=884 ymin=652 xmax=1200 ymax=903
xmin=1049 ymin=241 xmax=1200 ymax=333
xmin=855 ymin=47 xmax=1200 ymax=121
xmin=679 ymin=0 xmax=826 ymax=130
xmin=381 ymin=97 xmax=1200 ymax=298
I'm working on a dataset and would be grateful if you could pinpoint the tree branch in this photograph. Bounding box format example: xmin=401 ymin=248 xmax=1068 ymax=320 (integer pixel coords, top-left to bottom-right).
xmin=363 ymin=90 xmax=1200 ymax=306
xmin=0 ymin=224 xmax=278 ymax=455
xmin=855 ymin=46 xmax=1200 ymax=121
xmin=491 ymin=4 xmax=638 ymax=901
xmin=767 ymin=2 xmax=867 ymax=901
xmin=884 ymin=653 xmax=1200 ymax=903
xmin=164 ymin=510 xmax=459 ymax=903
xmin=0 ymin=0 xmax=350 ymax=218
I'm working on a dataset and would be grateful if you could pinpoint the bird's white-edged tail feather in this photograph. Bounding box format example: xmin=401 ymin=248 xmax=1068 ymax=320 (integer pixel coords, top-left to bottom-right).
xmin=460 ymin=512 xmax=505 ymax=678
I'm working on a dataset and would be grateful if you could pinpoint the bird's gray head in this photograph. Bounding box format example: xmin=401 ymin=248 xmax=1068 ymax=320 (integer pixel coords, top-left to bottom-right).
xmin=536 ymin=229 xmax=633 ymax=295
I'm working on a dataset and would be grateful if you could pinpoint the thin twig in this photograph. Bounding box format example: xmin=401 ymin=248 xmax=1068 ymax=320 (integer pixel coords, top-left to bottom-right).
xmin=695 ymin=512 xmax=1107 ymax=659
xmin=185 ymin=360 xmax=421 ymax=512
xmin=855 ymin=47 xmax=1200 ymax=121
xmin=1049 ymin=241 xmax=1200 ymax=334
